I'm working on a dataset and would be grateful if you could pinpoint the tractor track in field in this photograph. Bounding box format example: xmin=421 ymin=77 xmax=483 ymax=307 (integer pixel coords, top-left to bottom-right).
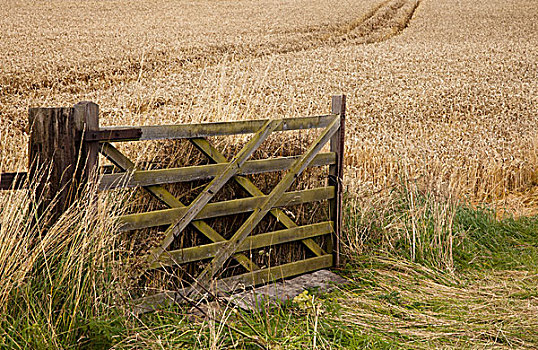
xmin=332 ymin=0 xmax=421 ymax=45
xmin=1 ymin=0 xmax=421 ymax=102
xmin=158 ymin=0 xmax=422 ymax=67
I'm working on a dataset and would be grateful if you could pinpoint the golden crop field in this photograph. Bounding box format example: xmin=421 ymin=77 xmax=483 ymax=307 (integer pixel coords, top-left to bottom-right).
xmin=1 ymin=0 xmax=538 ymax=348
xmin=2 ymin=0 xmax=537 ymax=214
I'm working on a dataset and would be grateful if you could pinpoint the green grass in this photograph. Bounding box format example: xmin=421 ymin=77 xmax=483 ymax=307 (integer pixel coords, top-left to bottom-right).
xmin=1 ymin=185 xmax=537 ymax=349
xmin=453 ymin=205 xmax=538 ymax=270
xmin=0 ymin=185 xmax=124 ymax=350
xmin=344 ymin=182 xmax=538 ymax=273
xmin=104 ymin=191 xmax=537 ymax=349
xmin=107 ymin=292 xmax=403 ymax=349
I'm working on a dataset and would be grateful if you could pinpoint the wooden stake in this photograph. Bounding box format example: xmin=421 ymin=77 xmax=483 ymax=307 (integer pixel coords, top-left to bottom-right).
xmin=28 ymin=102 xmax=99 ymax=221
xmin=329 ymin=95 xmax=346 ymax=267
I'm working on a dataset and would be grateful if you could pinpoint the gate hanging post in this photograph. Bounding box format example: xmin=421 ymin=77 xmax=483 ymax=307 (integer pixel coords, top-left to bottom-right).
xmin=74 ymin=101 xmax=100 ymax=186
xmin=28 ymin=101 xmax=99 ymax=222
xmin=329 ymin=95 xmax=346 ymax=267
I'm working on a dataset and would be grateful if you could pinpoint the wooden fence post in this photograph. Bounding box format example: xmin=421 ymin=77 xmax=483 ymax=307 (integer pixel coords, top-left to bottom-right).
xmin=329 ymin=95 xmax=346 ymax=267
xmin=74 ymin=102 xmax=100 ymax=184
xmin=28 ymin=102 xmax=99 ymax=221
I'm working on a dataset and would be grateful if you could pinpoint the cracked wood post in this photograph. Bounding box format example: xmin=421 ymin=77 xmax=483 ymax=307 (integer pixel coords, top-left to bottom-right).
xmin=329 ymin=95 xmax=346 ymax=267
xmin=28 ymin=102 xmax=99 ymax=222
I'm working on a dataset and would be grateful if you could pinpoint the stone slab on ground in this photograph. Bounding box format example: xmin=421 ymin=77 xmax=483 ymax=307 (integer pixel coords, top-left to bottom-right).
xmin=226 ymin=269 xmax=348 ymax=311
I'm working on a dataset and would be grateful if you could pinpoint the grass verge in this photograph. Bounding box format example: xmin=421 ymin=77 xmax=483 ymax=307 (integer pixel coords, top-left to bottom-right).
xmin=1 ymin=183 xmax=536 ymax=349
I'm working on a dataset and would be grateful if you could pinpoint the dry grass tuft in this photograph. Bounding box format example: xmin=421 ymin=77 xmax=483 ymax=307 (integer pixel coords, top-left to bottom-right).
xmin=337 ymin=257 xmax=538 ymax=348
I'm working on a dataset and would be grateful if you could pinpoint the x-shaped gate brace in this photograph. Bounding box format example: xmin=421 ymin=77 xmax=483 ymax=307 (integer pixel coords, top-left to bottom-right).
xmin=100 ymin=143 xmax=260 ymax=273
xmin=187 ymin=115 xmax=340 ymax=294
xmin=101 ymin=116 xmax=334 ymax=268
xmin=95 ymin=95 xmax=346 ymax=309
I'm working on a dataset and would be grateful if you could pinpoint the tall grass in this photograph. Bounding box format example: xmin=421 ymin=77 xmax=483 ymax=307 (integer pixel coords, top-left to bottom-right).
xmin=1 ymin=166 xmax=536 ymax=349
xmin=0 ymin=179 xmax=125 ymax=349
xmin=343 ymin=170 xmax=459 ymax=271
xmin=343 ymin=171 xmax=538 ymax=273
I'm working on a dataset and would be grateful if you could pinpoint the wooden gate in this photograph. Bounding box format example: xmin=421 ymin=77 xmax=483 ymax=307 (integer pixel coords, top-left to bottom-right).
xmin=1 ymin=95 xmax=346 ymax=309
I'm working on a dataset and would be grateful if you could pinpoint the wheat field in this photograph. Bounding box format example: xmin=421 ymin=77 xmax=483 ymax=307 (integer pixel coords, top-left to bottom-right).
xmin=1 ymin=0 xmax=538 ymax=348
xmin=3 ymin=0 xmax=536 ymax=212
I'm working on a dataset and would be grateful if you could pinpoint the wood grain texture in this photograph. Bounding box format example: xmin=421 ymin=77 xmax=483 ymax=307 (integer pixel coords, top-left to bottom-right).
xmin=151 ymin=221 xmax=333 ymax=268
xmin=28 ymin=104 xmax=98 ymax=220
xmin=118 ymin=186 xmax=335 ymax=231
xmin=98 ymin=152 xmax=336 ymax=190
xmin=218 ymin=254 xmax=333 ymax=292
xmin=329 ymin=95 xmax=346 ymax=267
xmin=0 ymin=172 xmax=27 ymax=190
xmin=74 ymin=102 xmax=99 ymax=182
xmin=89 ymin=114 xmax=333 ymax=142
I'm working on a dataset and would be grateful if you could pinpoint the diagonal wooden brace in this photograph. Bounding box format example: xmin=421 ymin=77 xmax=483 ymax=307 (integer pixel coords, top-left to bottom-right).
xmin=190 ymin=138 xmax=326 ymax=257
xmin=148 ymin=119 xmax=283 ymax=264
xmin=100 ymin=143 xmax=259 ymax=272
xmin=190 ymin=115 xmax=341 ymax=293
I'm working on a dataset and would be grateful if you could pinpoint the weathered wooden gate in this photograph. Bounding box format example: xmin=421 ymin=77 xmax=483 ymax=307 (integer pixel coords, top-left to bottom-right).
xmin=1 ymin=95 xmax=346 ymax=309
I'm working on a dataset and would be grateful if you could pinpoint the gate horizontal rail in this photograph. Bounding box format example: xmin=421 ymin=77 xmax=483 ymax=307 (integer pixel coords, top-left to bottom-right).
xmin=151 ymin=221 xmax=334 ymax=269
xmin=118 ymin=186 xmax=335 ymax=231
xmin=99 ymin=152 xmax=336 ymax=190
xmin=85 ymin=114 xmax=335 ymax=142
